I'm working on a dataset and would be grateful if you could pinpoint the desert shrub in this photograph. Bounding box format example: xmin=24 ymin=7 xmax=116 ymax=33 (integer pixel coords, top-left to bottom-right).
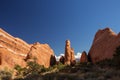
xmin=96 ymin=46 xmax=120 ymax=69
xmin=23 ymin=74 xmax=43 ymax=80
xmin=74 ymin=62 xmax=93 ymax=73
xmin=96 ymin=59 xmax=113 ymax=68
xmin=14 ymin=64 xmax=26 ymax=78
xmin=14 ymin=59 xmax=47 ymax=79
xmin=84 ymin=72 xmax=98 ymax=79
xmin=52 ymin=62 xmax=66 ymax=71
xmin=42 ymin=73 xmax=78 ymax=80
xmin=15 ymin=63 xmax=45 ymax=76
xmin=112 ymin=45 xmax=120 ymax=69
xmin=103 ymin=69 xmax=115 ymax=79
xmin=25 ymin=61 xmax=44 ymax=74
xmin=0 ymin=70 xmax=12 ymax=80
xmin=80 ymin=62 xmax=93 ymax=68
xmin=57 ymin=62 xmax=66 ymax=70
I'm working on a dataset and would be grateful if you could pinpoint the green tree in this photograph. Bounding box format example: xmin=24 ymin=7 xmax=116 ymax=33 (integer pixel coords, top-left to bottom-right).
xmin=0 ymin=70 xmax=12 ymax=80
xmin=113 ymin=45 xmax=120 ymax=68
xmin=14 ymin=58 xmax=47 ymax=79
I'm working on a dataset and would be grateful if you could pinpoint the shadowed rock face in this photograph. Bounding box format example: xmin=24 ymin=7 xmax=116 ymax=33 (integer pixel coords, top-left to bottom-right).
xmin=64 ymin=40 xmax=75 ymax=65
xmin=88 ymin=27 xmax=120 ymax=63
xmin=0 ymin=28 xmax=54 ymax=69
xmin=80 ymin=51 xmax=88 ymax=63
xmin=59 ymin=56 xmax=65 ymax=64
xmin=71 ymin=48 xmax=75 ymax=62
xmin=50 ymin=55 xmax=56 ymax=66
xmin=70 ymin=48 xmax=76 ymax=66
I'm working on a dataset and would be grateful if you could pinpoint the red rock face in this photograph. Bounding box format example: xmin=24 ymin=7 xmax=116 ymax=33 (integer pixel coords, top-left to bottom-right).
xmin=0 ymin=47 xmax=26 ymax=69
xmin=70 ymin=48 xmax=76 ymax=66
xmin=0 ymin=53 xmax=1 ymax=65
xmin=80 ymin=51 xmax=88 ymax=63
xmin=64 ymin=40 xmax=75 ymax=65
xmin=0 ymin=28 xmax=54 ymax=69
xmin=71 ymin=48 xmax=75 ymax=62
xmin=88 ymin=28 xmax=120 ymax=63
xmin=25 ymin=42 xmax=55 ymax=68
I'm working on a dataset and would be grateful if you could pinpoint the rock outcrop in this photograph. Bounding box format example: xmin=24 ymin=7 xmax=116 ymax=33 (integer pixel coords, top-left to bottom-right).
xmin=59 ymin=56 xmax=65 ymax=64
xmin=0 ymin=28 xmax=54 ymax=69
xmin=50 ymin=55 xmax=56 ymax=66
xmin=80 ymin=51 xmax=88 ymax=63
xmin=64 ymin=40 xmax=75 ymax=65
xmin=88 ymin=27 xmax=120 ymax=63
xmin=25 ymin=42 xmax=55 ymax=67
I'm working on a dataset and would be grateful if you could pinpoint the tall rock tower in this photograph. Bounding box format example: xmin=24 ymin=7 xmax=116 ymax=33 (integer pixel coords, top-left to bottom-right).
xmin=64 ymin=40 xmax=75 ymax=65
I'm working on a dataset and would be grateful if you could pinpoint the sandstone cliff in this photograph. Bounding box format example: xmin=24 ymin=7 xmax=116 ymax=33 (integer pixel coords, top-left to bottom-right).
xmin=88 ymin=27 xmax=120 ymax=63
xmin=0 ymin=28 xmax=54 ymax=69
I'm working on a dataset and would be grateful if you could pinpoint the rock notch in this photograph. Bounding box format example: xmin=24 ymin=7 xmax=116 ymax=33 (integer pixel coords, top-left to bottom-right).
xmin=88 ymin=27 xmax=120 ymax=63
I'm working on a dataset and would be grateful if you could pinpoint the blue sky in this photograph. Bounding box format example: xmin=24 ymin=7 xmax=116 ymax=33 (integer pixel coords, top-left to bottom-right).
xmin=0 ymin=0 xmax=120 ymax=56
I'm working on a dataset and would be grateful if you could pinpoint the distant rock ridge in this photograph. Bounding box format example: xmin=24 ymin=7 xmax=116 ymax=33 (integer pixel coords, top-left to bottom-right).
xmin=0 ymin=28 xmax=55 ymax=69
xmin=88 ymin=27 xmax=120 ymax=63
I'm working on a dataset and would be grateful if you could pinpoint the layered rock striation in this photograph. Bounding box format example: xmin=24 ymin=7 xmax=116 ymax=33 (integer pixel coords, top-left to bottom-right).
xmin=88 ymin=27 xmax=120 ymax=63
xmin=0 ymin=28 xmax=54 ymax=69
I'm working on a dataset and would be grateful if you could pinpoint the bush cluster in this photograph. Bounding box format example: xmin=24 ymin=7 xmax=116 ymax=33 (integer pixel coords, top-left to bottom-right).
xmin=0 ymin=70 xmax=12 ymax=80
xmin=6 ymin=45 xmax=120 ymax=80
xmin=14 ymin=60 xmax=47 ymax=79
xmin=96 ymin=45 xmax=120 ymax=69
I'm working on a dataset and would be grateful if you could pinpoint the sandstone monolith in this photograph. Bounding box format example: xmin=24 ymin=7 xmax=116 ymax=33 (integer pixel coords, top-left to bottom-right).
xmin=88 ymin=27 xmax=120 ymax=63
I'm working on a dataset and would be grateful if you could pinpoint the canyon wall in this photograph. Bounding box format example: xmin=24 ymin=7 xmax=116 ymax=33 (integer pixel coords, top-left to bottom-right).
xmin=0 ymin=28 xmax=54 ymax=69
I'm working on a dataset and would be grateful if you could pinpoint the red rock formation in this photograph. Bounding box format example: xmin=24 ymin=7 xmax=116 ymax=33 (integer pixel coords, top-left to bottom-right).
xmin=0 ymin=28 xmax=54 ymax=69
xmin=50 ymin=55 xmax=56 ymax=66
xmin=0 ymin=53 xmax=1 ymax=65
xmin=70 ymin=48 xmax=76 ymax=66
xmin=80 ymin=51 xmax=88 ymax=63
xmin=0 ymin=47 xmax=26 ymax=69
xmin=88 ymin=27 xmax=120 ymax=63
xmin=71 ymin=48 xmax=75 ymax=62
xmin=64 ymin=40 xmax=71 ymax=65
xmin=64 ymin=40 xmax=75 ymax=65
xmin=59 ymin=56 xmax=65 ymax=64
xmin=25 ymin=42 xmax=55 ymax=68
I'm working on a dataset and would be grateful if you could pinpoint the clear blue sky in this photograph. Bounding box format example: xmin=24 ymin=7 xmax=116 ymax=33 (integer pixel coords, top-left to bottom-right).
xmin=0 ymin=0 xmax=120 ymax=56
